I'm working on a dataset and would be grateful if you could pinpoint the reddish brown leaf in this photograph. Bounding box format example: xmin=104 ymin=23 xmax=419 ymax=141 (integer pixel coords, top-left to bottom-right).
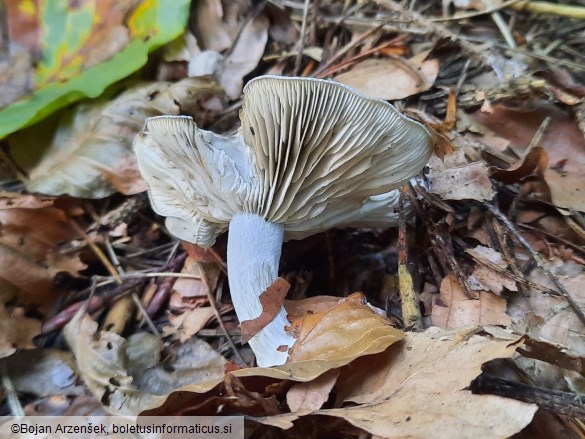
xmin=490 ymin=147 xmax=548 ymax=184
xmin=241 ymin=278 xmax=291 ymax=344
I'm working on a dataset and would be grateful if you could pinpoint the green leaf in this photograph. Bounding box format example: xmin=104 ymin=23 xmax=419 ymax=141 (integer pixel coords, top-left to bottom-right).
xmin=0 ymin=0 xmax=191 ymax=140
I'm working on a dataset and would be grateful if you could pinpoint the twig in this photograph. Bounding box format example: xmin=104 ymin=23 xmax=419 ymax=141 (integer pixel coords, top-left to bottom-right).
xmin=464 ymin=245 xmax=559 ymax=295
xmin=0 ymin=360 xmax=24 ymax=416
xmin=312 ymin=15 xmax=398 ymax=77
xmin=406 ymin=183 xmax=473 ymax=296
xmin=294 ymin=0 xmax=311 ymax=75
xmin=488 ymin=217 xmax=529 ymax=294
xmin=511 ymin=1 xmax=585 ymax=19
xmin=210 ymin=279 xmax=248 ymax=366
xmin=484 ymin=202 xmax=585 ymax=326
xmin=42 ymin=254 xmax=187 ymax=333
xmin=398 ymin=187 xmax=423 ymax=330
xmin=484 ymin=0 xmax=517 ymax=48
xmin=471 ymin=374 xmax=585 ymax=418
xmin=432 ymin=0 xmax=524 ymax=22
xmin=131 ymin=293 xmax=159 ymax=335
xmin=375 ymin=0 xmax=494 ymax=67
xmin=69 ymin=219 xmax=122 ymax=284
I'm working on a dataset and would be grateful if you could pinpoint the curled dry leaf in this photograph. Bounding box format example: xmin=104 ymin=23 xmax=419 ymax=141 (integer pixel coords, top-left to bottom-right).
xmin=193 ymin=0 xmax=237 ymax=52
xmin=489 ymin=146 xmax=548 ymax=184
xmin=474 ymin=104 xmax=585 ymax=211
xmin=432 ymin=274 xmax=512 ymax=329
xmin=64 ymin=310 xmax=163 ymax=415
xmin=24 ymin=77 xmax=221 ymax=198
xmin=335 ymin=52 xmax=439 ymax=100
xmin=0 ymin=195 xmax=85 ymax=308
xmin=145 ymin=294 xmax=403 ymax=416
xmin=287 ymin=292 xmax=403 ymax=363
xmin=428 ymin=148 xmax=495 ymax=201
xmin=0 ymin=305 xmax=41 ymax=358
xmin=241 ymin=278 xmax=290 ymax=345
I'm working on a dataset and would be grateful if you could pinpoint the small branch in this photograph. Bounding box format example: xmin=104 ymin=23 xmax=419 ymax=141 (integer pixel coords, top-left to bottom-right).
xmin=471 ymin=374 xmax=585 ymax=418
xmin=294 ymin=0 xmax=311 ymax=75
xmin=208 ymin=279 xmax=248 ymax=366
xmin=69 ymin=219 xmax=122 ymax=284
xmin=484 ymin=202 xmax=585 ymax=327
xmin=0 ymin=360 xmax=24 ymax=416
xmin=511 ymin=1 xmax=585 ymax=19
xmin=398 ymin=187 xmax=423 ymax=330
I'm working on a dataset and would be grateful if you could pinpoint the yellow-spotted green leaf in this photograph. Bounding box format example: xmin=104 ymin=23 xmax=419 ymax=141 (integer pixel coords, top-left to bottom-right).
xmin=0 ymin=0 xmax=190 ymax=139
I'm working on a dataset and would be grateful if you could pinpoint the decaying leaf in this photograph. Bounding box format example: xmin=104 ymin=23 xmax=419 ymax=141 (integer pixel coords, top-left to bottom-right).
xmin=509 ymin=260 xmax=585 ymax=355
xmin=219 ymin=14 xmax=269 ymax=99
xmin=0 ymin=196 xmax=85 ymax=307
xmin=432 ymin=274 xmax=511 ymax=329
xmin=335 ymin=52 xmax=439 ymax=100
xmin=0 ymin=305 xmax=41 ymax=358
xmin=165 ymin=306 xmax=230 ymax=342
xmin=169 ymin=256 xmax=221 ymax=311
xmin=3 ymin=349 xmax=80 ymax=396
xmin=24 ymin=78 xmax=221 ymax=198
xmin=64 ymin=310 xmax=225 ymax=415
xmin=467 ymin=246 xmax=518 ymax=295
xmin=428 ymin=148 xmax=495 ymax=201
xmin=241 ymin=278 xmax=291 ymax=345
xmin=0 ymin=0 xmax=191 ymax=139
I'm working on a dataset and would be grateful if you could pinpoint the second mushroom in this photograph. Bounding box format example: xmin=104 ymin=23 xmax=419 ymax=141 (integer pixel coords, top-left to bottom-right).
xmin=134 ymin=76 xmax=433 ymax=367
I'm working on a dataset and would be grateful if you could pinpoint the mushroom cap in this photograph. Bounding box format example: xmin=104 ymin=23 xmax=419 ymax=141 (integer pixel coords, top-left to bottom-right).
xmin=134 ymin=76 xmax=433 ymax=246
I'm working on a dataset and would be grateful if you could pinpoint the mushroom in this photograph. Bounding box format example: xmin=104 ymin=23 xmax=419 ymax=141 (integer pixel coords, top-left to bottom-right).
xmin=134 ymin=76 xmax=433 ymax=367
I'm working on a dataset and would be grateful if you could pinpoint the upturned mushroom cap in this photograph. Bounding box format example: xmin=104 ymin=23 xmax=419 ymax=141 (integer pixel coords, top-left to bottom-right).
xmin=135 ymin=76 xmax=433 ymax=245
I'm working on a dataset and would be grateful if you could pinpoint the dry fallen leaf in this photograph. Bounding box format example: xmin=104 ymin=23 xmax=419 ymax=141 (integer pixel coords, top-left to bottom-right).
xmin=0 ymin=196 xmax=85 ymax=308
xmin=335 ymin=53 xmax=439 ymax=100
xmin=432 ymin=274 xmax=511 ymax=329
xmin=169 ymin=257 xmax=220 ymax=311
xmin=220 ymin=14 xmax=269 ymax=99
xmin=258 ymin=327 xmax=537 ymax=439
xmin=23 ymin=77 xmax=220 ymax=198
xmin=193 ymin=0 xmax=237 ymax=52
xmin=64 ymin=310 xmax=224 ymax=415
xmin=165 ymin=306 xmax=232 ymax=342
xmin=287 ymin=293 xmax=403 ymax=363
xmin=241 ymin=278 xmax=290 ymax=344
xmin=0 ymin=305 xmax=41 ymax=358
xmin=286 ymin=369 xmax=339 ymax=412
xmin=509 ymin=260 xmax=585 ymax=355
xmin=467 ymin=246 xmax=518 ymax=295
xmin=3 ymin=348 xmax=80 ymax=396
xmin=489 ymin=146 xmax=548 ymax=184
xmin=428 ymin=148 xmax=495 ymax=201
xmin=474 ymin=104 xmax=585 ymax=211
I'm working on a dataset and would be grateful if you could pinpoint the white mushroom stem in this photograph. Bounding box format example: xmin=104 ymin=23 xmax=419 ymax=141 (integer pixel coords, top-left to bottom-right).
xmin=227 ymin=213 xmax=295 ymax=367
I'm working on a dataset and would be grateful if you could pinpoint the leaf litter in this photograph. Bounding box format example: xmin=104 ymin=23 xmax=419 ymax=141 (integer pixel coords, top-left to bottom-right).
xmin=2 ymin=0 xmax=585 ymax=437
